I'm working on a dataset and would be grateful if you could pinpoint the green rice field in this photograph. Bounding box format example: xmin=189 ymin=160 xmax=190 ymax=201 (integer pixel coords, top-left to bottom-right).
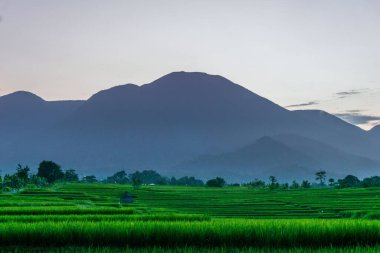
xmin=2 ymin=183 xmax=380 ymax=252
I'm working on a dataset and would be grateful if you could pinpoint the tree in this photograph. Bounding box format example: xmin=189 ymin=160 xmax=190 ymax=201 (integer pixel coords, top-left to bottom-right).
xmin=361 ymin=176 xmax=380 ymax=188
xmin=268 ymin=176 xmax=279 ymax=190
xmin=64 ymin=169 xmax=79 ymax=182
xmin=290 ymin=180 xmax=300 ymax=189
xmin=246 ymin=179 xmax=265 ymax=189
xmin=328 ymin=178 xmax=335 ymax=187
xmin=281 ymin=183 xmax=289 ymax=189
xmin=175 ymin=176 xmax=204 ymax=187
xmin=128 ymin=170 xmax=166 ymax=185
xmin=301 ymin=180 xmax=311 ymax=188
xmin=337 ymin=175 xmax=360 ymax=188
xmin=9 ymin=175 xmax=22 ymax=190
xmin=315 ymin=170 xmax=327 ymax=186
xmin=37 ymin=161 xmax=64 ymax=183
xmin=82 ymin=175 xmax=97 ymax=183
xmin=2 ymin=174 xmax=12 ymax=188
xmin=15 ymin=164 xmax=30 ymax=184
xmin=107 ymin=170 xmax=129 ymax=184
xmin=132 ymin=177 xmax=142 ymax=190
xmin=206 ymin=177 xmax=226 ymax=187
xmin=29 ymin=175 xmax=48 ymax=188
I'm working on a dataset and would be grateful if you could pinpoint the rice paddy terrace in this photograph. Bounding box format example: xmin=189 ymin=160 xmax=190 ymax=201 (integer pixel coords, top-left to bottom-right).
xmin=59 ymin=183 xmax=380 ymax=218
xmin=2 ymin=183 xmax=380 ymax=252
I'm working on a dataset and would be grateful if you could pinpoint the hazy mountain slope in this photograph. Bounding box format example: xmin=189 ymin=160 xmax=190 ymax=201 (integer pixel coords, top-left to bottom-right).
xmin=0 ymin=91 xmax=84 ymax=169
xmin=273 ymin=134 xmax=380 ymax=178
xmin=181 ymin=135 xmax=380 ymax=182
xmin=0 ymin=72 xmax=379 ymax=179
xmin=369 ymin=125 xmax=380 ymax=138
xmin=179 ymin=136 xmax=317 ymax=182
xmin=292 ymin=110 xmax=379 ymax=160
xmin=46 ymin=72 xmax=306 ymax=174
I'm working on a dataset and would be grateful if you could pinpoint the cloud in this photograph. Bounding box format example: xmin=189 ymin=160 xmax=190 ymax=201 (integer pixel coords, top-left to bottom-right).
xmin=335 ymin=111 xmax=380 ymax=125
xmin=286 ymin=101 xmax=319 ymax=108
xmin=336 ymin=89 xmax=367 ymax=99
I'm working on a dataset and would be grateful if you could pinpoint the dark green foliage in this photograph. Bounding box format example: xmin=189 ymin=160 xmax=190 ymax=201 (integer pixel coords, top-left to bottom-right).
xmin=64 ymin=170 xmax=79 ymax=182
xmin=15 ymin=164 xmax=30 ymax=185
xmin=268 ymin=176 xmax=279 ymax=190
xmin=37 ymin=161 xmax=64 ymax=183
xmin=206 ymin=177 xmax=226 ymax=187
xmin=301 ymin=180 xmax=311 ymax=188
xmin=281 ymin=183 xmax=289 ymax=189
xmin=129 ymin=170 xmax=167 ymax=185
xmin=29 ymin=175 xmax=48 ymax=188
xmin=106 ymin=170 xmax=129 ymax=184
xmin=315 ymin=170 xmax=327 ymax=186
xmin=291 ymin=181 xmax=300 ymax=189
xmin=172 ymin=176 xmax=204 ymax=187
xmin=132 ymin=177 xmax=142 ymax=190
xmin=337 ymin=175 xmax=360 ymax=188
xmin=246 ymin=179 xmax=265 ymax=188
xmin=361 ymin=176 xmax=380 ymax=188
xmin=328 ymin=178 xmax=335 ymax=187
xmin=82 ymin=175 xmax=97 ymax=183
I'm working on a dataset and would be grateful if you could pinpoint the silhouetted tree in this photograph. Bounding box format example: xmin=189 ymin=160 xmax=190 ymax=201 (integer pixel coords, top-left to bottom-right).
xmin=268 ymin=176 xmax=279 ymax=190
xmin=328 ymin=178 xmax=335 ymax=187
xmin=64 ymin=169 xmax=79 ymax=182
xmin=37 ymin=161 xmax=64 ymax=183
xmin=82 ymin=175 xmax=97 ymax=183
xmin=301 ymin=180 xmax=311 ymax=188
xmin=107 ymin=170 xmax=129 ymax=184
xmin=290 ymin=180 xmax=300 ymax=189
xmin=129 ymin=170 xmax=165 ymax=185
xmin=281 ymin=183 xmax=289 ymax=189
xmin=246 ymin=179 xmax=266 ymax=188
xmin=361 ymin=176 xmax=380 ymax=188
xmin=29 ymin=175 xmax=48 ymax=188
xmin=132 ymin=177 xmax=142 ymax=190
xmin=176 ymin=176 xmax=204 ymax=186
xmin=315 ymin=170 xmax=327 ymax=186
xmin=206 ymin=177 xmax=226 ymax=187
xmin=15 ymin=164 xmax=30 ymax=185
xmin=337 ymin=175 xmax=360 ymax=188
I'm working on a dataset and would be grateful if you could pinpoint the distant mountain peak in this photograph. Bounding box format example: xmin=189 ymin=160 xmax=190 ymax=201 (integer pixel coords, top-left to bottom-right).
xmin=0 ymin=91 xmax=44 ymax=103
xmin=146 ymin=71 xmax=241 ymax=90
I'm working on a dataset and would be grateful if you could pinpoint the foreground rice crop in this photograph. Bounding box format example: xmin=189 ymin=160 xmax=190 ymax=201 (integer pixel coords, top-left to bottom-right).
xmin=1 ymin=219 xmax=380 ymax=248
xmin=4 ymin=246 xmax=380 ymax=253
xmin=2 ymin=183 xmax=380 ymax=251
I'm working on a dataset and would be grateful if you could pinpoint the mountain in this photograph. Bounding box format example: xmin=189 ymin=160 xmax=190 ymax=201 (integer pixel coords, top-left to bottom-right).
xmin=292 ymin=110 xmax=379 ymax=159
xmin=0 ymin=72 xmax=379 ymax=180
xmin=180 ymin=135 xmax=380 ymax=182
xmin=179 ymin=136 xmax=316 ymax=182
xmin=0 ymin=91 xmax=83 ymax=133
xmin=272 ymin=134 xmax=380 ymax=179
xmin=369 ymin=125 xmax=380 ymax=138
xmin=0 ymin=92 xmax=84 ymax=168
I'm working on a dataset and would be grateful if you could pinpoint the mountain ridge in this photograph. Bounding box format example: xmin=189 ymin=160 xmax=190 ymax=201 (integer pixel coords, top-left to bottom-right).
xmin=0 ymin=72 xmax=379 ymax=180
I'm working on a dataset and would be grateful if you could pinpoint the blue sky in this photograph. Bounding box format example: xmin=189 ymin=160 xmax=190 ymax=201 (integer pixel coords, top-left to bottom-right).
xmin=0 ymin=0 xmax=379 ymax=129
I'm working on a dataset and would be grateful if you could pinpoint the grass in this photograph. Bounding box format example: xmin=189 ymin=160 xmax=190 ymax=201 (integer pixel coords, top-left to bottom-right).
xmin=2 ymin=183 xmax=380 ymax=251
xmin=5 ymin=247 xmax=380 ymax=253
xmin=1 ymin=219 xmax=380 ymax=247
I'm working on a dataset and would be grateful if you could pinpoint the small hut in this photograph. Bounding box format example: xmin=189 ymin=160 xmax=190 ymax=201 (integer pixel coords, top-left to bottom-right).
xmin=119 ymin=192 xmax=134 ymax=204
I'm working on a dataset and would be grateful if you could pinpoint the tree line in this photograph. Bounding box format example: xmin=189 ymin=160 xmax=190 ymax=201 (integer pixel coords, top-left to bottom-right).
xmin=1 ymin=162 xmax=380 ymax=191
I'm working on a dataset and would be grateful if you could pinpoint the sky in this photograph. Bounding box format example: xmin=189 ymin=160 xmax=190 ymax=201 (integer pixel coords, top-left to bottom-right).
xmin=0 ymin=0 xmax=379 ymax=130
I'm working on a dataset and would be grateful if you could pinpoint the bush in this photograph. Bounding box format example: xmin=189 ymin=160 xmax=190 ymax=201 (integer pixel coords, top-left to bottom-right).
xmin=206 ymin=177 xmax=226 ymax=187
